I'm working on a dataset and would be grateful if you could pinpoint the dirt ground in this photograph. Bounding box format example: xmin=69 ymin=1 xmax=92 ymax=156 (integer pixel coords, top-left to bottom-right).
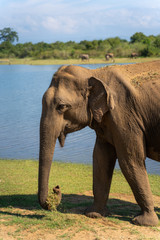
xmin=0 ymin=192 xmax=160 ymax=240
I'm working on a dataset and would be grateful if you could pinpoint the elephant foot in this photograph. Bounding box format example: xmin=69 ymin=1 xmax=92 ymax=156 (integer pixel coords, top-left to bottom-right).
xmin=132 ymin=211 xmax=159 ymax=226
xmin=85 ymin=205 xmax=107 ymax=218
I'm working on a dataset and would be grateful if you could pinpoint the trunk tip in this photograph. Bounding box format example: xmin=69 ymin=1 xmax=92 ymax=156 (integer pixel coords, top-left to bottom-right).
xmin=38 ymin=193 xmax=49 ymax=210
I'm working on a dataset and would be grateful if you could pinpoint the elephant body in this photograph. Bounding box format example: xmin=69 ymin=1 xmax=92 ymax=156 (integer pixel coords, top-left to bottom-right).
xmin=39 ymin=60 xmax=160 ymax=226
xmin=131 ymin=52 xmax=138 ymax=58
xmin=105 ymin=53 xmax=114 ymax=62
xmin=79 ymin=54 xmax=89 ymax=61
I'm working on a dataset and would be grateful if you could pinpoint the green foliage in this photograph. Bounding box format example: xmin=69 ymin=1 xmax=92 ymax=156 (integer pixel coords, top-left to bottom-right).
xmin=0 ymin=27 xmax=18 ymax=43
xmin=141 ymin=46 xmax=156 ymax=57
xmin=0 ymin=31 xmax=160 ymax=59
xmin=130 ymin=32 xmax=147 ymax=43
xmin=154 ymin=35 xmax=160 ymax=48
xmin=107 ymin=37 xmax=121 ymax=48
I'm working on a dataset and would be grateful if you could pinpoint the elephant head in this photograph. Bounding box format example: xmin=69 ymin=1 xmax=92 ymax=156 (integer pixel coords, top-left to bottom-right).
xmin=38 ymin=65 xmax=115 ymax=209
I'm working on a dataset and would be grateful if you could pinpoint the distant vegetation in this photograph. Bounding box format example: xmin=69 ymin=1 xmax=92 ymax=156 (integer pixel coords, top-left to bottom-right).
xmin=0 ymin=27 xmax=160 ymax=59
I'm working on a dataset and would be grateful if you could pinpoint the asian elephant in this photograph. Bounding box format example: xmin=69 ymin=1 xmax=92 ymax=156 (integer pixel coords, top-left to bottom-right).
xmin=131 ymin=52 xmax=138 ymax=58
xmin=79 ymin=54 xmax=89 ymax=61
xmin=105 ymin=53 xmax=114 ymax=62
xmin=38 ymin=60 xmax=160 ymax=226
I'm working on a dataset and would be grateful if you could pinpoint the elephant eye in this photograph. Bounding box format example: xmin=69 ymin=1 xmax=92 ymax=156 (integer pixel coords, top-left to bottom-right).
xmin=57 ymin=104 xmax=65 ymax=112
xmin=56 ymin=103 xmax=71 ymax=113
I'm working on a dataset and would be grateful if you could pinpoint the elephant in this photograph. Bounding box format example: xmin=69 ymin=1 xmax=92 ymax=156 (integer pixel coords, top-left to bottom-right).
xmin=105 ymin=53 xmax=115 ymax=62
xmin=79 ymin=54 xmax=89 ymax=61
xmin=38 ymin=60 xmax=160 ymax=226
xmin=131 ymin=52 xmax=138 ymax=58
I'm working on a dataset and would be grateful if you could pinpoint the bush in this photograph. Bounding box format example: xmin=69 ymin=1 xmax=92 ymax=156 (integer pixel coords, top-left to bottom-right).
xmin=141 ymin=46 xmax=159 ymax=57
xmin=0 ymin=32 xmax=160 ymax=59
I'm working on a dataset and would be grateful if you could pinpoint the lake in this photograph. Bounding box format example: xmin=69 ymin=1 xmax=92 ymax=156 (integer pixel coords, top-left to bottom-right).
xmin=0 ymin=64 xmax=159 ymax=175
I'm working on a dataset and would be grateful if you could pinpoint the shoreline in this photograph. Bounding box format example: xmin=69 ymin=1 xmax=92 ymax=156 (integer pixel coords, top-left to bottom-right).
xmin=0 ymin=57 xmax=160 ymax=65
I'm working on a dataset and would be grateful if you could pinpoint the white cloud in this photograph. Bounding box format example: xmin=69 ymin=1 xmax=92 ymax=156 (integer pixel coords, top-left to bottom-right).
xmin=1 ymin=0 xmax=160 ymax=42
xmin=26 ymin=16 xmax=38 ymax=29
xmin=42 ymin=16 xmax=77 ymax=34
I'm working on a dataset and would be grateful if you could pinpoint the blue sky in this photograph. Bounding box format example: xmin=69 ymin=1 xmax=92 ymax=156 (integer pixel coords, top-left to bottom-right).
xmin=0 ymin=0 xmax=160 ymax=43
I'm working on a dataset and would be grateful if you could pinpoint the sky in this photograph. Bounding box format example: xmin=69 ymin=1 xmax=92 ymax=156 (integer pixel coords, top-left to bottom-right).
xmin=0 ymin=0 xmax=160 ymax=43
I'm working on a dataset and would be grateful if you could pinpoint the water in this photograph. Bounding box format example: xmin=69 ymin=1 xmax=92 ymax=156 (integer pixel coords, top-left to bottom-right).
xmin=0 ymin=64 xmax=159 ymax=175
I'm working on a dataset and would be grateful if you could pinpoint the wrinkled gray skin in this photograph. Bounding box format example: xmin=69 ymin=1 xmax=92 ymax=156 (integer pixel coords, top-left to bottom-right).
xmin=38 ymin=65 xmax=160 ymax=226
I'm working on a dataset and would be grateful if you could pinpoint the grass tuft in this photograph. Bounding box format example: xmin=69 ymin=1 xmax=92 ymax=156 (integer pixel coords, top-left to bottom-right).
xmin=46 ymin=189 xmax=61 ymax=211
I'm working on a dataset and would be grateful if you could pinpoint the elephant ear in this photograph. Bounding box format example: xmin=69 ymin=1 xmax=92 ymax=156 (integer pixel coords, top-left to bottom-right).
xmin=88 ymin=77 xmax=115 ymax=123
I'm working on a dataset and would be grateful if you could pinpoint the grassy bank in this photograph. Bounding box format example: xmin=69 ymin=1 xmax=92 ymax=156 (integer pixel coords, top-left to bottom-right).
xmin=0 ymin=159 xmax=160 ymax=239
xmin=0 ymin=57 xmax=160 ymax=65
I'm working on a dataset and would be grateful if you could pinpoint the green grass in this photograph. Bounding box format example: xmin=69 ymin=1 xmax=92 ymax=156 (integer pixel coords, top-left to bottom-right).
xmin=0 ymin=160 xmax=93 ymax=196
xmin=0 ymin=159 xmax=93 ymax=231
xmin=0 ymin=159 xmax=159 ymax=233
xmin=0 ymin=57 xmax=160 ymax=65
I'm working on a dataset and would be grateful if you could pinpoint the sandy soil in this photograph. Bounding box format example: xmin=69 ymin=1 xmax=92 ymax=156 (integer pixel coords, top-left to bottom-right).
xmin=0 ymin=192 xmax=160 ymax=240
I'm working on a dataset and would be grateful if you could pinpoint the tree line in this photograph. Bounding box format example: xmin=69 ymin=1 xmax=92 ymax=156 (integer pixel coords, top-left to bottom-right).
xmin=0 ymin=28 xmax=160 ymax=59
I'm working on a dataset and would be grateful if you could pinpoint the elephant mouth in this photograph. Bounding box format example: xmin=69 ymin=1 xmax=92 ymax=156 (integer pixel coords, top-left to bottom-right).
xmin=58 ymin=124 xmax=71 ymax=147
xmin=58 ymin=123 xmax=85 ymax=147
xmin=58 ymin=131 xmax=66 ymax=147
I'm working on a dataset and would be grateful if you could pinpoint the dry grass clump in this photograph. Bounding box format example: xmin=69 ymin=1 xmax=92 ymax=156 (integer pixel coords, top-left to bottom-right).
xmin=46 ymin=185 xmax=62 ymax=211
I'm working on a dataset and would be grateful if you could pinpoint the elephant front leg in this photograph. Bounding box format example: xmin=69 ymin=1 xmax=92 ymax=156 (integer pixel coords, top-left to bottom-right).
xmin=85 ymin=138 xmax=116 ymax=218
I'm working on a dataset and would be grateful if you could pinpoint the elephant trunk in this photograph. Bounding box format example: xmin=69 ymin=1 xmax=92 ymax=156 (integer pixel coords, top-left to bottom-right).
xmin=38 ymin=117 xmax=57 ymax=210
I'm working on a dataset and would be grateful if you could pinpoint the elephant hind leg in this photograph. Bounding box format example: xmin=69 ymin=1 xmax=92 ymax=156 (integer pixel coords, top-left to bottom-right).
xmin=117 ymin=136 xmax=159 ymax=226
xmin=132 ymin=211 xmax=159 ymax=226
xmin=85 ymin=138 xmax=117 ymax=218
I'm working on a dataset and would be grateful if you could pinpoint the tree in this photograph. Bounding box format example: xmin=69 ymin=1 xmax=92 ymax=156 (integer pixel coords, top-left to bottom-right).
xmin=154 ymin=35 xmax=160 ymax=48
xmin=107 ymin=37 xmax=121 ymax=48
xmin=0 ymin=27 xmax=19 ymax=43
xmin=130 ymin=32 xmax=147 ymax=43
